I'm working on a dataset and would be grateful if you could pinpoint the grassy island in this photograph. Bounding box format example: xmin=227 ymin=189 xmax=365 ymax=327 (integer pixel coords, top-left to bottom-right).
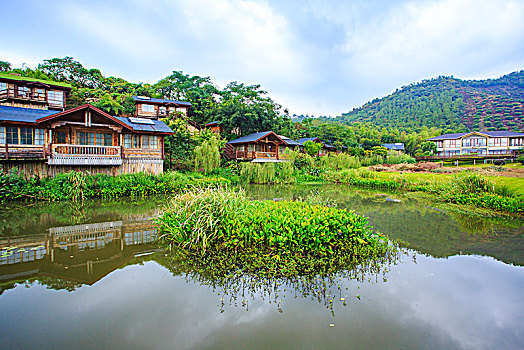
xmin=157 ymin=187 xmax=397 ymax=277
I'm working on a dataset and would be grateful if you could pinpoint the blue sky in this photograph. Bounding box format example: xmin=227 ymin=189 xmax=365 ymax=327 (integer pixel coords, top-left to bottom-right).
xmin=2 ymin=0 xmax=524 ymax=116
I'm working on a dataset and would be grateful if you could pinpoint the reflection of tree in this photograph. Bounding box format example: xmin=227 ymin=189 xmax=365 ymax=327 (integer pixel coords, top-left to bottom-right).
xmin=35 ymin=276 xmax=83 ymax=292
xmin=156 ymin=248 xmax=403 ymax=315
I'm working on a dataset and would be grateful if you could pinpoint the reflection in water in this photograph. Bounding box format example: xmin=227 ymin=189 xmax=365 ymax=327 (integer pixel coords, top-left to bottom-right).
xmin=0 ymin=217 xmax=158 ymax=292
xmin=0 ymin=189 xmax=523 ymax=349
xmin=245 ymin=184 xmax=524 ymax=265
xmin=157 ymin=246 xmax=405 ymax=315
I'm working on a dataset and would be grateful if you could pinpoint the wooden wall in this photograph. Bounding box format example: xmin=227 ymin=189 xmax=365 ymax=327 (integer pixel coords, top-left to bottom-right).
xmin=0 ymin=158 xmax=163 ymax=178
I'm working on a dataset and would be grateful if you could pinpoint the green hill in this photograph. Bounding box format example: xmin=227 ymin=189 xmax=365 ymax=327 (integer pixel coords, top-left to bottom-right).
xmin=336 ymin=71 xmax=524 ymax=132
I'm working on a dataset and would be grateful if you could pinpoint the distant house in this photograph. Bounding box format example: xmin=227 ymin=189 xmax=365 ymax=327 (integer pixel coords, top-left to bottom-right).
xmin=382 ymin=143 xmax=405 ymax=154
xmin=226 ymin=131 xmax=302 ymax=162
xmin=205 ymin=121 xmax=223 ymax=135
xmin=297 ymin=137 xmax=337 ymax=156
xmin=0 ymin=72 xmax=71 ymax=111
xmin=427 ymin=131 xmax=524 ymax=157
xmin=132 ymin=96 xmax=199 ymax=133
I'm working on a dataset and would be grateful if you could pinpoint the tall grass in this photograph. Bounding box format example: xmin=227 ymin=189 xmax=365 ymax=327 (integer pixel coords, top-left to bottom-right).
xmin=240 ymin=162 xmax=294 ymax=184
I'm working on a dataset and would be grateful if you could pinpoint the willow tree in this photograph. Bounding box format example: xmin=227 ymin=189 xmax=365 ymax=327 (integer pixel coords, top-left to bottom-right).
xmin=194 ymin=136 xmax=222 ymax=173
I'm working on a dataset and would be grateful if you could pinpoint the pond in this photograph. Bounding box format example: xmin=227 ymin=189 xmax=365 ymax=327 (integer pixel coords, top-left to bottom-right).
xmin=0 ymin=185 xmax=523 ymax=349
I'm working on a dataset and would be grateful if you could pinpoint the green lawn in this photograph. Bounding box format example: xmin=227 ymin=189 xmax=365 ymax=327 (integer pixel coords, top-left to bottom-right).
xmin=374 ymin=171 xmax=524 ymax=198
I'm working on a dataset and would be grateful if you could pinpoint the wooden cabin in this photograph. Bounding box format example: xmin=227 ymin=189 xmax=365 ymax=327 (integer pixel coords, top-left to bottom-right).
xmin=133 ymin=96 xmax=199 ymax=133
xmin=0 ymin=72 xmax=71 ymax=111
xmin=205 ymin=121 xmax=223 ymax=135
xmin=278 ymin=135 xmax=302 ymax=155
xmin=0 ymin=102 xmax=175 ymax=177
xmin=226 ymin=131 xmax=290 ymax=161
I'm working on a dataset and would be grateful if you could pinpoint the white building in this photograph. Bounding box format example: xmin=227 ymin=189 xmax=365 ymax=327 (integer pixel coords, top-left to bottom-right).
xmin=427 ymin=131 xmax=524 ymax=157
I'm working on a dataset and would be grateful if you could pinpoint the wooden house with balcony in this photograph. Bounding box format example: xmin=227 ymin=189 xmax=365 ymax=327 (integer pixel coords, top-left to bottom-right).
xmin=224 ymin=131 xmax=302 ymax=161
xmin=0 ymin=78 xmax=177 ymax=177
xmin=0 ymin=72 xmax=71 ymax=111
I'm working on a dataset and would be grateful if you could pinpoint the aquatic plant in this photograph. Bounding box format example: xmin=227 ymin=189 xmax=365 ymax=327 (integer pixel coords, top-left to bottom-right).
xmin=157 ymin=186 xmax=392 ymax=258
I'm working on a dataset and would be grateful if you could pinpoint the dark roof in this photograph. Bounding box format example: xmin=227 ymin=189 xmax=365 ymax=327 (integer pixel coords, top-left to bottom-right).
xmin=115 ymin=117 xmax=174 ymax=134
xmin=382 ymin=143 xmax=405 ymax=151
xmin=324 ymin=143 xmax=336 ymax=149
xmin=0 ymin=105 xmax=57 ymax=123
xmin=297 ymin=137 xmax=321 ymax=144
xmin=228 ymin=131 xmax=280 ymax=144
xmin=278 ymin=135 xmax=302 ymax=146
xmin=428 ymin=131 xmax=524 ymax=140
xmin=133 ymin=96 xmax=192 ymax=107
xmin=205 ymin=121 xmax=220 ymax=126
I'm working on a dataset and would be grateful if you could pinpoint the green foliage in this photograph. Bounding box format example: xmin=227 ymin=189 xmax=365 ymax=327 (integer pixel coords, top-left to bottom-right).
xmin=0 ymin=171 xmax=230 ymax=203
xmin=386 ymin=152 xmax=416 ymax=164
xmin=317 ymin=154 xmax=361 ymax=170
xmin=303 ymin=140 xmax=322 ymax=156
xmin=158 ymin=187 xmax=389 ymax=257
xmin=194 ymin=136 xmax=222 ymax=174
xmin=240 ymin=162 xmax=294 ymax=184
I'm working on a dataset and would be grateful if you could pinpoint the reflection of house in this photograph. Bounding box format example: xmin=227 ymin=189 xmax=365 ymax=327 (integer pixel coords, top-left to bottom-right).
xmin=382 ymin=143 xmax=405 ymax=154
xmin=0 ymin=219 xmax=158 ymax=285
xmin=226 ymin=131 xmax=292 ymax=162
xmin=427 ymin=131 xmax=524 ymax=157
xmin=0 ymin=76 xmax=179 ymax=177
xmin=297 ymin=137 xmax=337 ymax=156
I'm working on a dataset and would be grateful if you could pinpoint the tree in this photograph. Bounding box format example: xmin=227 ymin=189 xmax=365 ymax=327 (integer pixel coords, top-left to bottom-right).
xmin=0 ymin=61 xmax=12 ymax=72
xmin=303 ymin=140 xmax=322 ymax=157
xmin=194 ymin=136 xmax=222 ymax=173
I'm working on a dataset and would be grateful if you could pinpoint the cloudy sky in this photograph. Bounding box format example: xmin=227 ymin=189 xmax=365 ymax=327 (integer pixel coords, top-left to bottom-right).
xmin=1 ymin=0 xmax=524 ymax=116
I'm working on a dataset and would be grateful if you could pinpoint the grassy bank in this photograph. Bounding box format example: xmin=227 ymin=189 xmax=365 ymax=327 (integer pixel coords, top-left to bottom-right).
xmin=157 ymin=187 xmax=397 ymax=277
xmin=323 ymin=169 xmax=524 ymax=215
xmin=0 ymin=170 xmax=229 ymax=203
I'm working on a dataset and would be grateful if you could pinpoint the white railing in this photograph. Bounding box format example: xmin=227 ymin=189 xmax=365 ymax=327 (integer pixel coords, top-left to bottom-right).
xmin=49 ymin=144 xmax=123 ymax=165
xmin=51 ymin=144 xmax=121 ymax=156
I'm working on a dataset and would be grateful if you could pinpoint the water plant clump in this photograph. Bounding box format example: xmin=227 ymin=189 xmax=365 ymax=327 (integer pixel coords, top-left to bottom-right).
xmin=157 ymin=186 xmax=397 ymax=277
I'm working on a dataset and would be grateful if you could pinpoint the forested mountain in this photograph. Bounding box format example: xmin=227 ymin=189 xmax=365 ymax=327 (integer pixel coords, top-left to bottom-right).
xmin=336 ymin=71 xmax=524 ymax=133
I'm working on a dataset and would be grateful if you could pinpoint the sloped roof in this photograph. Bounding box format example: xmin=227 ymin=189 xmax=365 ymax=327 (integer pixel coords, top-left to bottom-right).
xmin=115 ymin=117 xmax=174 ymax=134
xmin=0 ymin=105 xmax=57 ymax=123
xmin=228 ymin=131 xmax=283 ymax=144
xmin=428 ymin=131 xmax=524 ymax=141
xmin=0 ymin=72 xmax=72 ymax=88
xmin=278 ymin=135 xmax=302 ymax=146
xmin=297 ymin=137 xmax=321 ymax=144
xmin=205 ymin=121 xmax=220 ymax=126
xmin=382 ymin=143 xmax=405 ymax=151
xmin=133 ymin=96 xmax=192 ymax=107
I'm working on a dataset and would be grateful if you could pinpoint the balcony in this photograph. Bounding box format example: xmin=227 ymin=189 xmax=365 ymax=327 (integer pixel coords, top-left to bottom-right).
xmin=48 ymin=144 xmax=123 ymax=165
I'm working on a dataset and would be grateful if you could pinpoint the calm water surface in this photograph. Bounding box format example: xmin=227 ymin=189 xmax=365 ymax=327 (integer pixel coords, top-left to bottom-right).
xmin=0 ymin=185 xmax=523 ymax=349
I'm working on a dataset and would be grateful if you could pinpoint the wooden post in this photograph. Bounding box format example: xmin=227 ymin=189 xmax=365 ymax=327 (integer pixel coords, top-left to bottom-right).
xmin=5 ymin=143 xmax=8 ymax=160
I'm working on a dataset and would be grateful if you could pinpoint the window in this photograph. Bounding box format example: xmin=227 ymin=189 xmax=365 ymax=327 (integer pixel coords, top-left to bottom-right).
xmin=124 ymin=134 xmax=141 ymax=148
xmin=176 ymin=107 xmax=187 ymax=114
xmin=34 ymin=129 xmax=45 ymax=145
xmin=0 ymin=127 xmax=5 ymax=144
xmin=142 ymin=104 xmax=155 ymax=113
xmin=0 ymin=82 xmax=6 ymax=92
xmin=159 ymin=107 xmax=167 ymax=115
xmin=104 ymin=134 xmax=112 ymax=146
xmin=17 ymin=86 xmax=30 ymax=98
xmin=142 ymin=135 xmax=158 ymax=149
xmin=77 ymin=132 xmax=112 ymax=146
xmin=7 ymin=127 xmax=19 ymax=144
xmin=34 ymin=88 xmax=45 ymax=100
xmin=48 ymin=90 xmax=64 ymax=106
xmin=95 ymin=133 xmax=104 ymax=146
xmin=56 ymin=131 xmax=67 ymax=144
xmin=77 ymin=132 xmax=87 ymax=145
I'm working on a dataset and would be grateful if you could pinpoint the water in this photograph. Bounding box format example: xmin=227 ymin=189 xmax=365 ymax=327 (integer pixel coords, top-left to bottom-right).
xmin=0 ymin=186 xmax=523 ymax=349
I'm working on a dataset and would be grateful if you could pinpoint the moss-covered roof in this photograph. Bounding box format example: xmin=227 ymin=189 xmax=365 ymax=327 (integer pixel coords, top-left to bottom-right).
xmin=0 ymin=72 xmax=72 ymax=88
